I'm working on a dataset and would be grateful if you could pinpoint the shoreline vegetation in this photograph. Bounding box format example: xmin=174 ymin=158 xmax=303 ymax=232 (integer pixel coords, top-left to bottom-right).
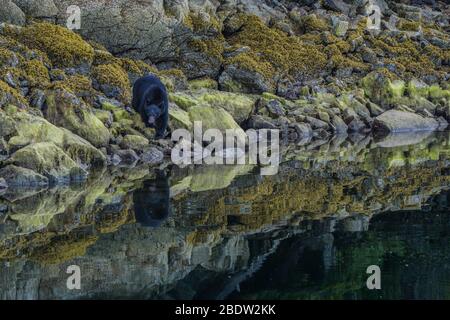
xmin=0 ymin=0 xmax=449 ymax=189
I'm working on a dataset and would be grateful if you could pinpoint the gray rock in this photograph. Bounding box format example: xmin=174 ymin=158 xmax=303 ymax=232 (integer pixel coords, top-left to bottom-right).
xmin=305 ymin=116 xmax=329 ymax=130
xmin=373 ymin=110 xmax=439 ymax=133
xmin=323 ymin=0 xmax=351 ymax=15
xmin=0 ymin=0 xmax=26 ymax=25
xmin=141 ymin=147 xmax=164 ymax=165
xmin=13 ymin=0 xmax=58 ymax=18
xmin=265 ymin=100 xmax=285 ymax=118
xmin=30 ymin=89 xmax=46 ymax=110
xmin=292 ymin=122 xmax=313 ymax=138
xmin=115 ymin=149 xmax=139 ymax=166
xmin=247 ymin=115 xmax=278 ymax=130
xmin=331 ymin=115 xmax=348 ymax=133
xmin=0 ymin=165 xmax=49 ymax=187
xmin=218 ymin=65 xmax=273 ymax=94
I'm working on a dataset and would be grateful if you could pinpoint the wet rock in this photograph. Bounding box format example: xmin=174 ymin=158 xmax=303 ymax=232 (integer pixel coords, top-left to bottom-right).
xmin=107 ymin=153 xmax=122 ymax=166
xmin=6 ymin=142 xmax=88 ymax=184
xmin=0 ymin=165 xmax=48 ymax=187
xmin=247 ymin=115 xmax=278 ymax=130
xmin=115 ymin=149 xmax=139 ymax=166
xmin=292 ymin=123 xmax=313 ymax=138
xmin=140 ymin=147 xmax=164 ymax=165
xmin=45 ymin=89 xmax=111 ymax=147
xmin=347 ymin=117 xmax=367 ymax=132
xmin=265 ymin=100 xmax=285 ymax=118
xmin=374 ymin=110 xmax=439 ymax=133
xmin=0 ymin=0 xmax=26 ymax=25
xmin=305 ymin=116 xmax=329 ymax=130
xmin=367 ymin=101 xmax=385 ymax=117
xmin=331 ymin=115 xmax=348 ymax=133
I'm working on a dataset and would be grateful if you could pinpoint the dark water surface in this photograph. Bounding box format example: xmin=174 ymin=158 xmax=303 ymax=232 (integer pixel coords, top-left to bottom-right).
xmin=2 ymin=131 xmax=450 ymax=299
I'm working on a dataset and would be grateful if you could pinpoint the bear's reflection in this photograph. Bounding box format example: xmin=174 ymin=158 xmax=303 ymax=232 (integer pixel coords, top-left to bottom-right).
xmin=133 ymin=172 xmax=170 ymax=227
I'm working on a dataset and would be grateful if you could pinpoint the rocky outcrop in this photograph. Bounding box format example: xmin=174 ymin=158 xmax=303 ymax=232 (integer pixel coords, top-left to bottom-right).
xmin=373 ymin=109 xmax=441 ymax=133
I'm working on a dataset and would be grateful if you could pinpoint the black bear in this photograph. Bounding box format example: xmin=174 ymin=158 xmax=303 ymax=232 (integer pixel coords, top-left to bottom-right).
xmin=133 ymin=171 xmax=170 ymax=228
xmin=132 ymin=74 xmax=169 ymax=139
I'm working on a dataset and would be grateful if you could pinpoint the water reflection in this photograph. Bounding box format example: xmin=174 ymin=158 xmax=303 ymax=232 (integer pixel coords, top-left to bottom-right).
xmin=133 ymin=171 xmax=170 ymax=228
xmin=1 ymin=132 xmax=450 ymax=299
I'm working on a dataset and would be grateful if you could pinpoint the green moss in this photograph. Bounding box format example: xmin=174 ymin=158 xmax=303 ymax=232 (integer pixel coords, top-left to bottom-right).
xmin=10 ymin=22 xmax=94 ymax=68
xmin=93 ymin=49 xmax=119 ymax=66
xmin=120 ymin=58 xmax=158 ymax=76
xmin=226 ymin=14 xmax=327 ymax=80
xmin=302 ymin=14 xmax=329 ymax=32
xmin=169 ymin=93 xmax=197 ymax=110
xmin=184 ymin=12 xmax=221 ymax=33
xmin=188 ymin=77 xmax=218 ymax=90
xmin=0 ymin=79 xmax=28 ymax=109
xmin=22 ymin=59 xmax=50 ymax=88
xmin=92 ymin=63 xmax=131 ymax=102
xmin=0 ymin=47 xmax=17 ymax=66
xmin=397 ymin=19 xmax=421 ymax=32
xmin=31 ymin=235 xmax=98 ymax=266
xmin=189 ymin=38 xmax=225 ymax=62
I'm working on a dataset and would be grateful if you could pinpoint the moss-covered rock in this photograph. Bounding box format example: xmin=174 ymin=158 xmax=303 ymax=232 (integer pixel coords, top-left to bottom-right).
xmin=0 ymin=79 xmax=28 ymax=109
xmin=7 ymin=142 xmax=87 ymax=183
xmin=7 ymin=22 xmax=94 ymax=68
xmin=171 ymin=89 xmax=256 ymax=124
xmin=169 ymin=104 xmax=192 ymax=131
xmin=120 ymin=134 xmax=149 ymax=151
xmin=45 ymin=89 xmax=111 ymax=147
xmin=188 ymin=105 xmax=247 ymax=143
xmin=92 ymin=63 xmax=131 ymax=103
xmin=0 ymin=164 xmax=48 ymax=187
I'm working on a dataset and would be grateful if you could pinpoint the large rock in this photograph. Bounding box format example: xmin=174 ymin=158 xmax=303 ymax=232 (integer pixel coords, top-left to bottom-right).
xmin=171 ymin=89 xmax=256 ymax=125
xmin=45 ymin=89 xmax=111 ymax=147
xmin=6 ymin=110 xmax=106 ymax=168
xmin=0 ymin=0 xmax=26 ymax=25
xmin=0 ymin=165 xmax=48 ymax=187
xmin=13 ymin=0 xmax=58 ymax=19
xmin=7 ymin=142 xmax=88 ymax=183
xmin=373 ymin=110 xmax=439 ymax=133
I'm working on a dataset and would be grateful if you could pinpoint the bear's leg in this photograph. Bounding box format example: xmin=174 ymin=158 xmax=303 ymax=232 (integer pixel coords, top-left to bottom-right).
xmin=154 ymin=112 xmax=168 ymax=139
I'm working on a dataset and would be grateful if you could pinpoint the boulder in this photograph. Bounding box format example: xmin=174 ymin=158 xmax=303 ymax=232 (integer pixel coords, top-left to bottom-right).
xmin=6 ymin=110 xmax=106 ymax=168
xmin=7 ymin=142 xmax=88 ymax=183
xmin=373 ymin=110 xmax=439 ymax=133
xmin=0 ymin=165 xmax=48 ymax=187
xmin=45 ymin=89 xmax=111 ymax=147
xmin=170 ymin=89 xmax=256 ymax=125
xmin=0 ymin=0 xmax=26 ymax=25
xmin=188 ymin=105 xmax=247 ymax=144
xmin=13 ymin=0 xmax=58 ymax=19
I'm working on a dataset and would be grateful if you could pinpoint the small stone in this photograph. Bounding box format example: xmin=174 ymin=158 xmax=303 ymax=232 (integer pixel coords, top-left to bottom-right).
xmin=333 ymin=19 xmax=349 ymax=37
xmin=140 ymin=147 xmax=164 ymax=165
xmin=292 ymin=123 xmax=313 ymax=138
xmin=115 ymin=149 xmax=139 ymax=166
xmin=265 ymin=100 xmax=285 ymax=118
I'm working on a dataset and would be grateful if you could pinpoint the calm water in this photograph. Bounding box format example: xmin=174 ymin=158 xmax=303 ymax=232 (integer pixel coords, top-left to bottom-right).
xmin=2 ymin=131 xmax=450 ymax=299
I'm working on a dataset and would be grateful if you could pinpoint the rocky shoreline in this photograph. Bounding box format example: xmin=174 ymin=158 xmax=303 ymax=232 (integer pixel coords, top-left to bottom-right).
xmin=1 ymin=0 xmax=450 ymax=190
